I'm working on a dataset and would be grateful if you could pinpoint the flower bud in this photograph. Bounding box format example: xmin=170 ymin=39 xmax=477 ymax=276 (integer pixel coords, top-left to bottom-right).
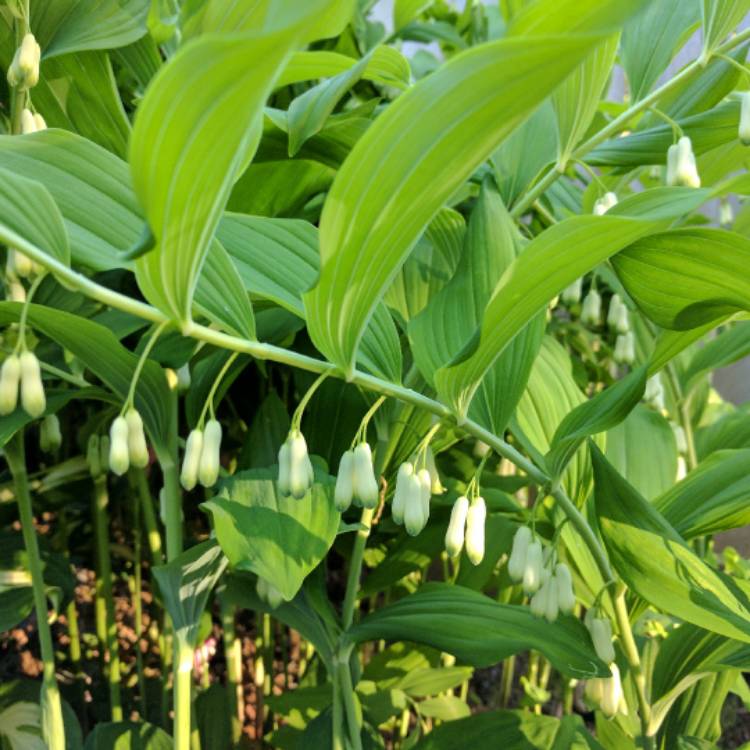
xmin=287 ymin=431 xmax=313 ymax=499
xmin=666 ymin=142 xmax=679 ymax=186
xmin=334 ymin=449 xmax=356 ymax=512
xmin=674 ymin=136 xmax=701 ymax=188
xmin=585 ymin=609 xmax=616 ymax=664
xmin=353 ymin=442 xmax=379 ymax=508
xmin=554 ymin=563 xmax=576 ymax=614
xmin=600 ymin=663 xmax=623 ymax=718
xmin=580 ymin=289 xmax=601 ymax=326
xmin=508 ymin=526 xmax=532 ymax=582
xmin=198 ymin=419 xmax=222 ymax=488
xmin=445 ymin=495 xmax=469 ymax=558
xmin=21 ymin=108 xmax=37 ymax=134
xmin=109 ymin=416 xmax=130 ymax=476
xmin=404 ymin=472 xmax=427 ymax=536
xmin=593 ymin=191 xmax=617 ymax=215
xmin=20 ymin=350 xmax=45 ymax=417
xmin=672 ymin=423 xmax=687 ymax=455
xmin=584 ymin=676 xmax=605 ymax=708
xmin=33 ymin=113 xmax=46 ymax=131
xmin=464 ymin=496 xmax=486 ymax=565
xmin=277 ymin=441 xmax=291 ymax=495
xmin=0 ymin=354 xmax=21 ymax=415
xmin=740 ymin=92 xmax=750 ymax=146
xmin=417 ymin=468 xmax=432 ymax=525
xmin=544 ymin=576 xmax=559 ymax=622
xmin=176 ymin=363 xmax=191 ymax=391
xmin=10 ymin=249 xmax=34 ymax=278
xmin=719 ymin=200 xmax=734 ymax=227
xmin=8 ymin=280 xmax=26 ymax=302
xmin=561 ymin=277 xmax=582 ymax=305
xmin=676 ymin=455 xmax=687 ymax=481
xmin=7 ymin=33 xmax=40 ymax=90
xmin=391 ymin=462 xmax=413 ymax=525
xmin=424 ymin=447 xmax=445 ymax=494
xmin=522 ymin=540 xmax=543 ymax=594
xmin=180 ymin=428 xmax=203 ymax=491
xmin=39 ymin=413 xmax=61 ymax=453
xmin=644 ymin=374 xmax=665 ymax=411
xmin=126 ymin=408 xmax=149 ymax=468
xmin=529 ymin=578 xmax=548 ymax=618
xmin=613 ymin=332 xmax=635 ymax=365
xmin=607 ymin=294 xmax=629 ymax=334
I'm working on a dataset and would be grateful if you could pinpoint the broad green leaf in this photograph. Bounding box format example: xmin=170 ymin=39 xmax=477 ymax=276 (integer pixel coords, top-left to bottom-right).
xmin=701 ymin=0 xmax=750 ymax=53
xmin=411 ymin=711 xmax=602 ymax=750
xmin=192 ymin=240 xmax=255 ymax=339
xmin=696 ymin=405 xmax=750 ymax=458
xmin=0 ymin=166 xmax=69 ymax=267
xmin=650 ymin=323 xmax=720 ymax=375
xmin=303 ymin=0 xmax=649 ymax=376
xmin=0 ymin=131 xmax=254 ymax=337
xmin=202 ymin=469 xmax=340 ymax=602
xmin=0 ymin=303 xmax=171 ymax=452
xmin=278 ymin=47 xmax=410 ymax=90
xmin=0 ymin=131 xmax=138 ymax=270
xmin=552 ymin=33 xmax=619 ymax=162
xmin=491 ymin=101 xmax=558 ymax=207
xmin=130 ymin=1 xmax=352 ymax=326
xmin=513 ymin=337 xmax=593 ymax=503
xmin=394 ymin=0 xmax=433 ymax=31
xmin=396 ymin=667 xmax=473 ymax=698
xmin=589 ymin=101 xmax=739 ymax=168
xmin=435 ymin=188 xmax=708 ymax=417
xmin=410 ymin=180 xmax=518 ymax=382
xmin=152 ymin=540 xmax=227 ymax=648
xmin=82 ymin=721 xmax=172 ymax=750
xmin=31 ymin=0 xmax=148 ymax=58
xmin=217 ymin=214 xmax=402 ymax=381
xmin=613 ymin=228 xmax=750 ymax=331
xmin=287 ymin=54 xmax=370 ymax=156
xmin=653 ymin=449 xmax=750 ymax=538
xmin=344 ymin=583 xmax=609 ymax=677
xmin=0 ymin=701 xmax=47 ymax=750
xmin=547 ymin=366 xmax=648 ymax=477
xmin=620 ymin=0 xmax=701 ymax=100
xmin=605 ymin=404 xmax=677 ymax=500
xmin=683 ymin=321 xmax=750 ymax=384
xmin=592 ymin=444 xmax=750 ymax=643
xmin=384 ymin=208 xmax=464 ymax=325
xmin=417 ymin=695 xmax=470 ymax=721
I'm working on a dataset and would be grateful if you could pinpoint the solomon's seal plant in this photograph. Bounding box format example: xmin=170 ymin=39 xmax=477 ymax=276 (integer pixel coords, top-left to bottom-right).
xmin=3 ymin=1 xmax=750 ymax=749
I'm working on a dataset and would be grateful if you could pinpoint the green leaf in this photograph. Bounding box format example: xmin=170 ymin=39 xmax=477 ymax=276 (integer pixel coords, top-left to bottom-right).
xmin=546 ymin=365 xmax=648 ymax=478
xmin=396 ymin=667 xmax=473 ymax=698
xmin=0 ymin=166 xmax=69 ymax=267
xmin=344 ymin=583 xmax=608 ymax=677
xmin=202 ymin=469 xmax=340 ymax=602
xmin=192 ymin=239 xmax=255 ymax=339
xmin=410 ymin=709 xmax=600 ymax=750
xmin=82 ymin=721 xmax=172 ymax=750
xmin=513 ymin=337 xmax=592 ymax=503
xmin=279 ymin=47 xmax=410 ymax=90
xmin=701 ymin=0 xmax=750 ymax=53
xmin=394 ymin=0 xmax=433 ymax=31
xmin=435 ymin=188 xmax=708 ymax=417
xmin=409 ymin=180 xmax=518 ymax=383
xmin=592 ymin=444 xmax=750 ymax=643
xmin=552 ymin=34 xmax=619 ymax=162
xmin=0 ymin=303 xmax=171 ymax=451
xmin=697 ymin=405 xmax=750 ymax=458
xmin=152 ymin=540 xmax=227 ymax=647
xmin=217 ymin=213 xmax=402 ymax=381
xmin=130 ymin=1 xmax=351 ymax=325
xmin=303 ymin=0 xmax=649 ymax=376
xmin=417 ymin=695 xmax=470 ymax=721
xmin=605 ymin=404 xmax=677 ymax=500
xmin=613 ymin=228 xmax=750 ymax=331
xmin=683 ymin=321 xmax=750 ymax=385
xmin=620 ymin=0 xmax=701 ymax=101
xmin=287 ymin=54 xmax=370 ymax=156
xmin=31 ymin=0 xmax=148 ymax=58
xmin=653 ymin=449 xmax=750 ymax=538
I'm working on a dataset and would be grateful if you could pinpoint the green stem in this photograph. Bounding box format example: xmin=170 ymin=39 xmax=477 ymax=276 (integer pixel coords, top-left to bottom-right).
xmin=499 ymin=655 xmax=515 ymax=708
xmin=613 ymin=586 xmax=654 ymax=750
xmin=5 ymin=432 xmax=65 ymax=750
xmin=93 ymin=476 xmax=123 ymax=721
xmin=130 ymin=468 xmax=165 ymax=565
xmin=198 ymin=350 xmax=239 ymax=425
xmin=132 ymin=491 xmax=148 ymax=721
xmin=332 ymin=662 xmax=345 ymax=750
xmin=174 ymin=637 xmax=195 ymax=750
xmin=338 ymin=650 xmax=363 ymax=750
xmin=219 ymin=591 xmax=243 ymax=743
xmin=161 ymin=377 xmax=183 ymax=561
xmin=124 ymin=320 xmax=169 ymax=412
xmin=342 ymin=507 xmax=375 ymax=630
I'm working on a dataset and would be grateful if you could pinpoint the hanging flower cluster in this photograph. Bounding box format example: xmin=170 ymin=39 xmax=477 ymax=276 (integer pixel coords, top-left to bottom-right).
xmin=0 ymin=349 xmax=45 ymax=418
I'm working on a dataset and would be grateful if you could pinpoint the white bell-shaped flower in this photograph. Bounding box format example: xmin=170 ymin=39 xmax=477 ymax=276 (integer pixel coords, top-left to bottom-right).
xmin=445 ymin=495 xmax=469 ymax=558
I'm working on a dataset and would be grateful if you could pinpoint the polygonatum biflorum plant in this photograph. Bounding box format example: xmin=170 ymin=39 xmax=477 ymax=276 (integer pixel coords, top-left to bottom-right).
xmin=2 ymin=0 xmax=750 ymax=748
